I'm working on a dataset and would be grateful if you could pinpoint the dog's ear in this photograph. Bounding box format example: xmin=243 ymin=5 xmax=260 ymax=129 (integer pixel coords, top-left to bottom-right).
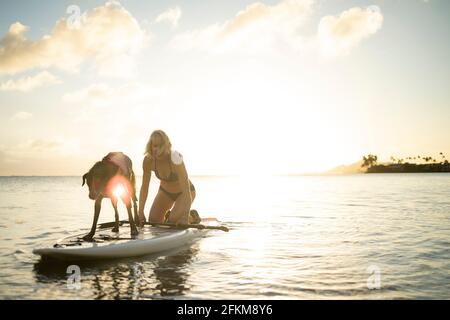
xmin=82 ymin=173 xmax=88 ymax=186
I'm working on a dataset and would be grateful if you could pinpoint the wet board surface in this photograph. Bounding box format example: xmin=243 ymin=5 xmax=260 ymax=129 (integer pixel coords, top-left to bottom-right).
xmin=33 ymin=220 xmax=217 ymax=261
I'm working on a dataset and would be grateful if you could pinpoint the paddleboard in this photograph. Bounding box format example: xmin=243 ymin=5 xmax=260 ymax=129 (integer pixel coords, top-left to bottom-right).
xmin=33 ymin=220 xmax=217 ymax=261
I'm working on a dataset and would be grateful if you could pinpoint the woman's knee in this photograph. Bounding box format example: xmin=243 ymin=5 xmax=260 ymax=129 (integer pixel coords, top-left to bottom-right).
xmin=148 ymin=213 xmax=164 ymax=223
xmin=166 ymin=209 xmax=183 ymax=223
xmin=148 ymin=194 xmax=173 ymax=223
xmin=148 ymin=209 xmax=164 ymax=223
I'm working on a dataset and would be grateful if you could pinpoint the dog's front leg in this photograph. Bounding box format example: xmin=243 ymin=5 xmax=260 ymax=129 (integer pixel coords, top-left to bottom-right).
xmin=133 ymin=199 xmax=139 ymax=226
xmin=83 ymin=197 xmax=102 ymax=241
xmin=124 ymin=197 xmax=139 ymax=236
xmin=111 ymin=196 xmax=120 ymax=232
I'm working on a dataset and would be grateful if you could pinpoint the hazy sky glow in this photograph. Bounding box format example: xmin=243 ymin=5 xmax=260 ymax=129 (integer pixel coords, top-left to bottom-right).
xmin=0 ymin=0 xmax=449 ymax=176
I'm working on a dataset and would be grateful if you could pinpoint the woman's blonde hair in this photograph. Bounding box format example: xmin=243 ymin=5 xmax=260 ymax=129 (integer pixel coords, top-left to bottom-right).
xmin=144 ymin=130 xmax=172 ymax=158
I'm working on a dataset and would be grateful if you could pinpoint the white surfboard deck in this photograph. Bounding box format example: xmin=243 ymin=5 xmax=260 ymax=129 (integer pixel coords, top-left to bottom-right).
xmin=33 ymin=221 xmax=213 ymax=261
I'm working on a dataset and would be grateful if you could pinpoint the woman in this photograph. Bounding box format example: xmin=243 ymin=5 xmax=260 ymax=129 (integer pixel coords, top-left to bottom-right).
xmin=138 ymin=130 xmax=196 ymax=226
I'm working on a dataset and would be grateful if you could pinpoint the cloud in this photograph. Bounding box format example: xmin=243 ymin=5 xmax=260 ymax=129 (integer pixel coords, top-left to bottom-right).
xmin=26 ymin=139 xmax=60 ymax=151
xmin=155 ymin=6 xmax=182 ymax=28
xmin=62 ymin=82 xmax=167 ymax=108
xmin=0 ymin=137 xmax=83 ymax=175
xmin=4 ymin=137 xmax=81 ymax=156
xmin=0 ymin=71 xmax=60 ymax=92
xmin=62 ymin=83 xmax=112 ymax=105
xmin=11 ymin=111 xmax=32 ymax=120
xmin=0 ymin=1 xmax=148 ymax=77
xmin=171 ymin=0 xmax=314 ymax=54
xmin=318 ymin=6 xmax=383 ymax=57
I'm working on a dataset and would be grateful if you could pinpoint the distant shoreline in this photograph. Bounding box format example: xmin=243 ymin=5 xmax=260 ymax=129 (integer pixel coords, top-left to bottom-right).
xmin=1 ymin=171 xmax=450 ymax=178
xmin=366 ymin=163 xmax=450 ymax=173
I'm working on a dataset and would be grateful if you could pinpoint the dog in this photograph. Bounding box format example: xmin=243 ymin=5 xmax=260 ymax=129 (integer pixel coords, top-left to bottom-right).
xmin=82 ymin=152 xmax=139 ymax=241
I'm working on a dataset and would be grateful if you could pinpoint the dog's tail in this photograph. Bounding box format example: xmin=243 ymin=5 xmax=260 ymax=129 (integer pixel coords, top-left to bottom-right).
xmin=122 ymin=155 xmax=138 ymax=203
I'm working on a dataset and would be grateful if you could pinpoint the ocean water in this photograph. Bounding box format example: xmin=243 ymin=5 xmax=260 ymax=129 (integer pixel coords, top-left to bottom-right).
xmin=0 ymin=174 xmax=449 ymax=299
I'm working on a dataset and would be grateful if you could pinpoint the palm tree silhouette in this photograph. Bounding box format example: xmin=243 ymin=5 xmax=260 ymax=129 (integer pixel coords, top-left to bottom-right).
xmin=361 ymin=154 xmax=378 ymax=168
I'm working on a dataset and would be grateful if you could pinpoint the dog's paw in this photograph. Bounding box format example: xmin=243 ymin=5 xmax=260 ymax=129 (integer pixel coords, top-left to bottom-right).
xmin=111 ymin=226 xmax=119 ymax=233
xmin=130 ymin=228 xmax=139 ymax=236
xmin=82 ymin=233 xmax=94 ymax=242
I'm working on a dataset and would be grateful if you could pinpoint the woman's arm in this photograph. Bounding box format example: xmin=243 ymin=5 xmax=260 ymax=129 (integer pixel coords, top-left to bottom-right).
xmin=138 ymin=157 xmax=151 ymax=223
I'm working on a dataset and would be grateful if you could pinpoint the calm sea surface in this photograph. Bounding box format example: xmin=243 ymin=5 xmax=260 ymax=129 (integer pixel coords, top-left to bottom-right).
xmin=0 ymin=174 xmax=449 ymax=299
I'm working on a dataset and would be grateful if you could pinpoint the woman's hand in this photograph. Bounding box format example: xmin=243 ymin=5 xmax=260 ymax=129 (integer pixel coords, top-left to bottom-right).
xmin=138 ymin=157 xmax=151 ymax=227
xmin=136 ymin=208 xmax=146 ymax=227
xmin=138 ymin=209 xmax=146 ymax=227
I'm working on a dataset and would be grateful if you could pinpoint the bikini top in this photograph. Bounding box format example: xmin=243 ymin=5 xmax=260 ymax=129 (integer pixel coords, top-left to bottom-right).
xmin=154 ymin=150 xmax=183 ymax=182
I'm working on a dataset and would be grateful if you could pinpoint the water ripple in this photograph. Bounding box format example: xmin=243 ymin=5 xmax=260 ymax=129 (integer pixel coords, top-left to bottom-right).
xmin=1 ymin=175 xmax=450 ymax=299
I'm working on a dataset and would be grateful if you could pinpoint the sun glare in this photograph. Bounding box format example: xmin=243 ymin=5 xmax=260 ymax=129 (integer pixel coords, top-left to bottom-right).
xmin=113 ymin=184 xmax=126 ymax=197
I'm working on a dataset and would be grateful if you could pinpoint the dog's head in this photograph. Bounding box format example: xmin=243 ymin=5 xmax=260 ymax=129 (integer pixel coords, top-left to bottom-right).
xmin=82 ymin=161 xmax=117 ymax=200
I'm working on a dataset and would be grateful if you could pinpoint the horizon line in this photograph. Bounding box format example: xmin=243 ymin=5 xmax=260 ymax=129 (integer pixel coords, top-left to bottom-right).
xmin=0 ymin=173 xmax=337 ymax=178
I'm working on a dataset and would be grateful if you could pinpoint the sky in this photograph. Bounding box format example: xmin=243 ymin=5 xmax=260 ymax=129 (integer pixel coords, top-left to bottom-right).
xmin=0 ymin=0 xmax=449 ymax=176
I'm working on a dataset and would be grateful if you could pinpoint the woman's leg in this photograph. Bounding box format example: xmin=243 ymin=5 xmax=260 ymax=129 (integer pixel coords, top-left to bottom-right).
xmin=167 ymin=188 xmax=196 ymax=224
xmin=148 ymin=188 xmax=175 ymax=223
